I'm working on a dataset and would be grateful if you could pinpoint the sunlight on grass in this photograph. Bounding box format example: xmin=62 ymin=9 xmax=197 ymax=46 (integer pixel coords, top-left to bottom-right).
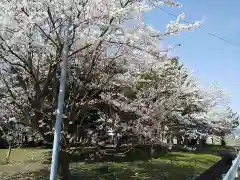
xmin=0 ymin=148 xmax=49 ymax=164
xmin=0 ymin=148 xmax=221 ymax=180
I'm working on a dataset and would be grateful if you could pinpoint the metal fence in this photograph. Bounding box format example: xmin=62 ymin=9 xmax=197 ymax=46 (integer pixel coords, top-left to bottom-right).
xmin=222 ymin=152 xmax=240 ymax=180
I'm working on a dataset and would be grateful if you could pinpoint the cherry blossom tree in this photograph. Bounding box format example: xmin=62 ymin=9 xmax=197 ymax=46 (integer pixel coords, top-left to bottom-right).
xmin=196 ymin=107 xmax=239 ymax=136
xmin=0 ymin=0 xmax=202 ymax=178
xmin=124 ymin=58 xmax=207 ymax=144
xmin=128 ymin=57 xmax=237 ymax=146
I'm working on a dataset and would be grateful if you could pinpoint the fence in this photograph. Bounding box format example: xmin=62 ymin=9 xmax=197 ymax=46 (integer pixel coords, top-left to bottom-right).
xmin=222 ymin=152 xmax=240 ymax=180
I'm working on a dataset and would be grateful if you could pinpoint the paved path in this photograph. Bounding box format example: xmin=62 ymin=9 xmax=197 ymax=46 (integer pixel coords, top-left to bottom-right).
xmin=195 ymin=152 xmax=237 ymax=180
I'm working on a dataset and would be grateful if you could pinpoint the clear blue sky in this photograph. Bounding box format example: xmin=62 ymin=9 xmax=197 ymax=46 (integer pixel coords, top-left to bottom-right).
xmin=144 ymin=0 xmax=240 ymax=113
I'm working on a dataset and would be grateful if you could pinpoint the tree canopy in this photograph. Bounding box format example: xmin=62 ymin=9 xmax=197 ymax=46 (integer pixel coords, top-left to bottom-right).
xmin=0 ymin=0 xmax=238 ymax=151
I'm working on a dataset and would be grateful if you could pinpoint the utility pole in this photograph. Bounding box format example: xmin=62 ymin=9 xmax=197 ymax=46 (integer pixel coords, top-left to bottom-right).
xmin=49 ymin=17 xmax=72 ymax=180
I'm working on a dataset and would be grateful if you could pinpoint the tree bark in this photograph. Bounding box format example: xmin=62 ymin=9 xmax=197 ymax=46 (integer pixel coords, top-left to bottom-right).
xmin=6 ymin=143 xmax=12 ymax=162
xmin=150 ymin=144 xmax=154 ymax=160
xmin=58 ymin=150 xmax=71 ymax=180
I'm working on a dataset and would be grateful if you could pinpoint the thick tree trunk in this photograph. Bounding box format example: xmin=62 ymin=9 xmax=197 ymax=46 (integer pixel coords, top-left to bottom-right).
xmin=58 ymin=150 xmax=71 ymax=180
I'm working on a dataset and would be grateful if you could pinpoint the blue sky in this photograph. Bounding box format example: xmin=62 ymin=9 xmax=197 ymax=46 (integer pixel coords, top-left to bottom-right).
xmin=144 ymin=0 xmax=240 ymax=113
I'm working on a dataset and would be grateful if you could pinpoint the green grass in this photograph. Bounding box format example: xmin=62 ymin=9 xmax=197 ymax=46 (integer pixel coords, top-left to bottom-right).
xmin=201 ymin=144 xmax=235 ymax=155
xmin=0 ymin=148 xmax=50 ymax=180
xmin=70 ymin=152 xmax=220 ymax=180
xmin=0 ymin=148 xmax=221 ymax=180
xmin=0 ymin=148 xmax=49 ymax=164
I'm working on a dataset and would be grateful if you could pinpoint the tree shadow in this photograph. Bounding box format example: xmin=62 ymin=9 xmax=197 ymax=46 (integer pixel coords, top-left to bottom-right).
xmin=1 ymin=169 xmax=49 ymax=180
xmin=69 ymin=145 xmax=170 ymax=164
xmin=197 ymin=145 xmax=234 ymax=155
xmin=0 ymin=151 xmax=208 ymax=180
xmin=24 ymin=145 xmax=225 ymax=180
xmin=0 ymin=160 xmax=200 ymax=180
xmin=41 ymin=151 xmax=52 ymax=164
xmin=160 ymin=152 xmax=218 ymax=166
xmin=70 ymin=160 xmax=199 ymax=180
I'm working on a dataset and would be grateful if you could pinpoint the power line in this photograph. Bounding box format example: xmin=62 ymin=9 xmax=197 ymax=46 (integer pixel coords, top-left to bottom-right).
xmin=159 ymin=7 xmax=240 ymax=47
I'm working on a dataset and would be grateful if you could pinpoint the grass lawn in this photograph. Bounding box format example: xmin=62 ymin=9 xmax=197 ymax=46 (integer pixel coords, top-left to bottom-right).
xmin=0 ymin=148 xmax=50 ymax=180
xmin=0 ymin=148 xmax=221 ymax=180
xmin=0 ymin=148 xmax=49 ymax=164
xmin=70 ymin=152 xmax=220 ymax=180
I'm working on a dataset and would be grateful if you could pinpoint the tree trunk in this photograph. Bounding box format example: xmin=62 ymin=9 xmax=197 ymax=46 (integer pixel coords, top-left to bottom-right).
xmin=150 ymin=144 xmax=154 ymax=160
xmin=6 ymin=143 xmax=12 ymax=162
xmin=58 ymin=150 xmax=71 ymax=180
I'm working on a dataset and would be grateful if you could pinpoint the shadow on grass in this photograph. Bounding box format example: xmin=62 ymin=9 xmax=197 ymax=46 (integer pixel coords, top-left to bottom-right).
xmin=0 ymin=160 xmax=199 ymax=180
xmin=1 ymin=151 xmax=213 ymax=180
xmin=160 ymin=152 xmax=218 ymax=166
xmin=42 ymin=151 xmax=52 ymax=164
xmin=198 ymin=145 xmax=234 ymax=155
xmin=44 ymin=144 xmax=227 ymax=164
xmin=10 ymin=146 xmax=222 ymax=180
xmin=68 ymin=147 xmax=169 ymax=164
xmin=1 ymin=169 xmax=49 ymax=180
xmin=70 ymin=160 xmax=198 ymax=180
xmin=0 ymin=161 xmax=198 ymax=180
